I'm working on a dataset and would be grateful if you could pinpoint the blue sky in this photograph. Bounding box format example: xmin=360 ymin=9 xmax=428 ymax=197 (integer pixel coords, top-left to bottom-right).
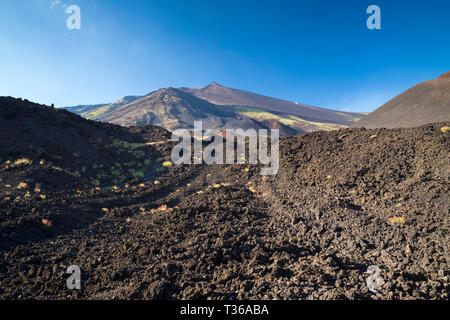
xmin=0 ymin=0 xmax=449 ymax=111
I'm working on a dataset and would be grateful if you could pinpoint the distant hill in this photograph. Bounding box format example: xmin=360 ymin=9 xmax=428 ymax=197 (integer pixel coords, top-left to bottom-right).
xmin=62 ymin=103 xmax=109 ymax=114
xmin=66 ymin=96 xmax=142 ymax=119
xmin=352 ymin=72 xmax=450 ymax=129
xmin=63 ymin=83 xmax=367 ymax=135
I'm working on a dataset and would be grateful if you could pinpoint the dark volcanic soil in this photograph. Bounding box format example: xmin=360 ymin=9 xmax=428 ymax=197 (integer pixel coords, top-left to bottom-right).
xmin=0 ymin=99 xmax=449 ymax=300
xmin=0 ymin=97 xmax=171 ymax=193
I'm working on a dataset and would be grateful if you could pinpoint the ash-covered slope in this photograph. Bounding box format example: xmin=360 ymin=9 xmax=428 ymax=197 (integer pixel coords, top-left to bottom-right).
xmin=181 ymin=82 xmax=365 ymax=125
xmin=353 ymin=72 xmax=450 ymax=129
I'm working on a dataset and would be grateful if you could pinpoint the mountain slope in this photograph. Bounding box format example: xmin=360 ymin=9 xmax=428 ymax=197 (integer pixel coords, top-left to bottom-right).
xmin=61 ymin=95 xmax=142 ymax=119
xmin=181 ymin=82 xmax=365 ymax=125
xmin=81 ymin=95 xmax=142 ymax=120
xmin=96 ymin=88 xmax=281 ymax=133
xmin=62 ymin=103 xmax=109 ymax=114
xmin=352 ymin=72 xmax=450 ymax=129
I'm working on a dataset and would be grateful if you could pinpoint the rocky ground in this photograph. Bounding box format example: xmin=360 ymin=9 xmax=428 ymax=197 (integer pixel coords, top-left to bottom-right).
xmin=0 ymin=100 xmax=448 ymax=300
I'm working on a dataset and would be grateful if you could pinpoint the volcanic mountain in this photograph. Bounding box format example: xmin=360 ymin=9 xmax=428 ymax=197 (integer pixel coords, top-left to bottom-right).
xmin=352 ymin=72 xmax=450 ymax=129
xmin=79 ymin=87 xmax=298 ymax=135
xmin=63 ymin=84 xmax=366 ymax=135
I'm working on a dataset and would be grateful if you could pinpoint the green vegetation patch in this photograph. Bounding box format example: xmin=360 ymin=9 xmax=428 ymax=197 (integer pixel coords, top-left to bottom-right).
xmin=83 ymin=104 xmax=115 ymax=119
xmin=229 ymin=105 xmax=343 ymax=131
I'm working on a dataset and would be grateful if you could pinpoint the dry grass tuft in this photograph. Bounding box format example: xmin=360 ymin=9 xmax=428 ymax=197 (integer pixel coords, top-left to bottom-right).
xmin=388 ymin=216 xmax=406 ymax=225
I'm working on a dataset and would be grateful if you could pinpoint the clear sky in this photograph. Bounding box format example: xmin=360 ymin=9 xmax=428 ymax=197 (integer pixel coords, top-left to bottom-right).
xmin=0 ymin=0 xmax=449 ymax=111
